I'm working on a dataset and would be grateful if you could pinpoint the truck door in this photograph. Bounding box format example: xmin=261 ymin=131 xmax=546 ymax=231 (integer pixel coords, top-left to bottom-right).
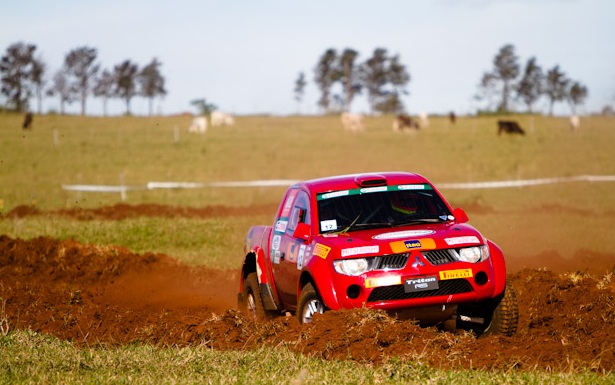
xmin=271 ymin=189 xmax=311 ymax=309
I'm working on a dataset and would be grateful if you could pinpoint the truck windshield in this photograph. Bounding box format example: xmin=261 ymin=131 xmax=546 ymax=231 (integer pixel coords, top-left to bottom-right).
xmin=316 ymin=184 xmax=452 ymax=234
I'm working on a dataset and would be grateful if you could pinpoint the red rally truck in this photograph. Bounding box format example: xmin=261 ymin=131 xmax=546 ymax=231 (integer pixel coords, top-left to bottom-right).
xmin=238 ymin=172 xmax=518 ymax=336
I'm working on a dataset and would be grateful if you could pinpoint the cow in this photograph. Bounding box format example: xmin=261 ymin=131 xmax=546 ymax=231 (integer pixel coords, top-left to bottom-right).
xmin=341 ymin=112 xmax=365 ymax=132
xmin=449 ymin=112 xmax=456 ymax=124
xmin=497 ymin=120 xmax=525 ymax=136
xmin=419 ymin=112 xmax=430 ymax=129
xmin=570 ymin=115 xmax=580 ymax=132
xmin=392 ymin=114 xmax=419 ymax=132
xmin=22 ymin=112 xmax=33 ymax=130
xmin=210 ymin=111 xmax=235 ymax=127
xmin=188 ymin=116 xmax=208 ymax=133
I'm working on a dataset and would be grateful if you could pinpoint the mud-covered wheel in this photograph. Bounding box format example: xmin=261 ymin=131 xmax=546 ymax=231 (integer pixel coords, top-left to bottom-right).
xmin=457 ymin=285 xmax=519 ymax=337
xmin=241 ymin=272 xmax=272 ymax=321
xmin=297 ymin=283 xmax=326 ymax=324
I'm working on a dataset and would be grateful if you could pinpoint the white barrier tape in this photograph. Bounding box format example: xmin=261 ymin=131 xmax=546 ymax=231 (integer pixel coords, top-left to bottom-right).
xmin=438 ymin=175 xmax=615 ymax=189
xmin=62 ymin=175 xmax=615 ymax=193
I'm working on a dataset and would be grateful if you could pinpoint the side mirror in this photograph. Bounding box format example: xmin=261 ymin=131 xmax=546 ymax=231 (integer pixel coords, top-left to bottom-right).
xmin=452 ymin=208 xmax=469 ymax=223
xmin=293 ymin=222 xmax=312 ymax=241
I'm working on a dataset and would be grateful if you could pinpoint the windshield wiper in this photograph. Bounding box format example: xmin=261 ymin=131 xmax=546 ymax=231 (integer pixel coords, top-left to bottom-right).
xmin=393 ymin=218 xmax=444 ymax=227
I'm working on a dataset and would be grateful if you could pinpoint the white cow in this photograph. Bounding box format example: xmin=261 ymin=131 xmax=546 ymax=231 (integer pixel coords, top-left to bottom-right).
xmin=419 ymin=112 xmax=430 ymax=129
xmin=188 ymin=116 xmax=207 ymax=133
xmin=341 ymin=112 xmax=365 ymax=132
xmin=211 ymin=111 xmax=235 ymax=127
xmin=569 ymin=115 xmax=580 ymax=131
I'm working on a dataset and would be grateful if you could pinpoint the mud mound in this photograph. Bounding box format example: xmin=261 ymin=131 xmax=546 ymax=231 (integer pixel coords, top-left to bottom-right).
xmin=1 ymin=235 xmax=614 ymax=371
xmin=3 ymin=203 xmax=279 ymax=220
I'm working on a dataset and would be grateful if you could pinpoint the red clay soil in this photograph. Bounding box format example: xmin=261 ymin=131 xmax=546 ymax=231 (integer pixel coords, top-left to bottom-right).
xmin=1 ymin=204 xmax=615 ymax=372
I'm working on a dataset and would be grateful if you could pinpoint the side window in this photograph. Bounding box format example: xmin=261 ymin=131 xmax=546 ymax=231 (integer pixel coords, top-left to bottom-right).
xmin=287 ymin=190 xmax=310 ymax=232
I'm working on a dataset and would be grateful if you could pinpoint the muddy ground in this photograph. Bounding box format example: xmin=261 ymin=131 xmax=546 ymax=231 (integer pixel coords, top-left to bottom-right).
xmin=1 ymin=204 xmax=614 ymax=372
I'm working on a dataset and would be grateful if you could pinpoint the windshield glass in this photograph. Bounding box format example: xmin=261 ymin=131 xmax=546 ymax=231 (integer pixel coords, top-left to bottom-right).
xmin=316 ymin=184 xmax=452 ymax=234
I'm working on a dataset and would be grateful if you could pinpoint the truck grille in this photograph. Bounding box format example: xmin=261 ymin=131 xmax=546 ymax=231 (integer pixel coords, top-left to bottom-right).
xmin=366 ymin=278 xmax=472 ymax=302
xmin=421 ymin=249 xmax=458 ymax=265
xmin=372 ymin=253 xmax=409 ymax=270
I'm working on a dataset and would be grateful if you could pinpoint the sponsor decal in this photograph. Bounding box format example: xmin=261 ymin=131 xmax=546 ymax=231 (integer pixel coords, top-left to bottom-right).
xmin=272 ymin=235 xmax=281 ymax=251
xmin=281 ymin=190 xmax=298 ymax=216
xmin=397 ymin=184 xmax=427 ymax=190
xmin=444 ymin=236 xmax=480 ymax=246
xmin=320 ymin=219 xmax=338 ymax=232
xmin=341 ymin=245 xmax=379 ymax=257
xmin=373 ymin=230 xmax=435 ymax=240
xmin=365 ymin=275 xmax=402 ymax=289
xmin=389 ymin=238 xmax=437 ymax=253
xmin=274 ymin=220 xmax=288 ymax=233
xmin=439 ymin=268 xmax=473 ymax=280
xmin=320 ymin=190 xmax=349 ymax=200
xmin=297 ymin=245 xmax=306 ymax=269
xmin=313 ymin=243 xmax=331 ymax=259
xmin=360 ymin=186 xmax=388 ymax=194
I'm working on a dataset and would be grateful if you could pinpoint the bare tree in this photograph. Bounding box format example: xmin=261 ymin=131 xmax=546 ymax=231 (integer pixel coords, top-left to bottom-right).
xmin=138 ymin=58 xmax=166 ymax=116
xmin=0 ymin=42 xmax=38 ymax=112
xmin=544 ymin=65 xmax=569 ymax=116
xmin=338 ymin=48 xmax=362 ymax=112
xmin=314 ymin=49 xmax=338 ymax=113
xmin=113 ymin=60 xmax=138 ymax=115
xmin=515 ymin=57 xmax=543 ymax=113
xmin=567 ymin=81 xmax=588 ymax=115
xmin=31 ymin=56 xmax=46 ymax=114
xmin=93 ymin=69 xmax=115 ymax=116
xmin=64 ymin=46 xmax=100 ymax=116
xmin=293 ymin=71 xmax=306 ymax=112
xmin=48 ymin=69 xmax=76 ymax=114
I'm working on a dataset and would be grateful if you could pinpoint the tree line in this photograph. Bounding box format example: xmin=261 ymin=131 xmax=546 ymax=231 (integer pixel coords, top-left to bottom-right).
xmin=0 ymin=42 xmax=166 ymax=116
xmin=294 ymin=47 xmax=411 ymax=115
xmin=476 ymin=44 xmax=588 ymax=115
xmin=1 ymin=41 xmax=590 ymax=117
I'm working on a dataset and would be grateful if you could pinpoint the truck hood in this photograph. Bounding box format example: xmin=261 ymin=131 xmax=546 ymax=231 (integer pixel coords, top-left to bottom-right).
xmin=317 ymin=223 xmax=486 ymax=258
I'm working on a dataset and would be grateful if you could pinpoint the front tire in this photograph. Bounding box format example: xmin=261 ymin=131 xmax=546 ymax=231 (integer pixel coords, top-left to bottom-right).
xmin=297 ymin=283 xmax=326 ymax=324
xmin=457 ymin=285 xmax=519 ymax=337
xmin=241 ymin=273 xmax=272 ymax=321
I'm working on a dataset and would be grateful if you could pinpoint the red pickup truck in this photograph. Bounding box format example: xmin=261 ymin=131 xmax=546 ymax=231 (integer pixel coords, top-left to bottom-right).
xmin=238 ymin=172 xmax=518 ymax=336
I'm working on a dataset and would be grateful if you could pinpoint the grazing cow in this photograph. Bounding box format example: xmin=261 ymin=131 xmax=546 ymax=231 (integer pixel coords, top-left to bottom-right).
xmin=210 ymin=111 xmax=235 ymax=127
xmin=22 ymin=112 xmax=33 ymax=130
xmin=419 ymin=112 xmax=430 ymax=129
xmin=497 ymin=120 xmax=525 ymax=136
xmin=449 ymin=112 xmax=456 ymax=124
xmin=188 ymin=116 xmax=208 ymax=133
xmin=569 ymin=115 xmax=580 ymax=131
xmin=392 ymin=114 xmax=419 ymax=132
xmin=341 ymin=112 xmax=365 ymax=132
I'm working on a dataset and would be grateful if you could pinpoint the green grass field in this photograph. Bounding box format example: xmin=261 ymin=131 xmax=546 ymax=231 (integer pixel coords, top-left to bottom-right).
xmin=1 ymin=113 xmax=615 ymax=383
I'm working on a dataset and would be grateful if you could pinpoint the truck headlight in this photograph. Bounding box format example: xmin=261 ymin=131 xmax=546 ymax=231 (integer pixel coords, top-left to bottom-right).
xmin=457 ymin=245 xmax=490 ymax=263
xmin=333 ymin=258 xmax=369 ymax=276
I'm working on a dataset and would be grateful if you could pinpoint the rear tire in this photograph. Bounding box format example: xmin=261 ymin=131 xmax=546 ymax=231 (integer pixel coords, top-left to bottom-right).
xmin=241 ymin=273 xmax=273 ymax=321
xmin=297 ymin=283 xmax=326 ymax=324
xmin=457 ymin=285 xmax=519 ymax=337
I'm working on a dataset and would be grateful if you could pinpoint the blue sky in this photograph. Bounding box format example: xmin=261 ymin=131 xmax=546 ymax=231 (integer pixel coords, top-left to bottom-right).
xmin=1 ymin=0 xmax=613 ymax=116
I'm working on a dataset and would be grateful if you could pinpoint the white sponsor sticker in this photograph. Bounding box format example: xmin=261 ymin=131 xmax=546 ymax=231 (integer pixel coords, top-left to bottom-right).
xmin=272 ymin=235 xmax=281 ymax=250
xmin=360 ymin=186 xmax=387 ymax=193
xmin=320 ymin=219 xmax=338 ymax=232
xmin=398 ymin=184 xmax=426 ymax=190
xmin=444 ymin=236 xmax=481 ymax=246
xmin=341 ymin=245 xmax=379 ymax=257
xmin=373 ymin=230 xmax=435 ymax=240
xmin=274 ymin=220 xmax=288 ymax=233
xmin=321 ymin=190 xmax=349 ymax=199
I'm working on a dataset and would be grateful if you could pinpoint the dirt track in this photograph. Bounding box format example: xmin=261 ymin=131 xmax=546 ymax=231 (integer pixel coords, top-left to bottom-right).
xmin=1 ymin=204 xmax=614 ymax=372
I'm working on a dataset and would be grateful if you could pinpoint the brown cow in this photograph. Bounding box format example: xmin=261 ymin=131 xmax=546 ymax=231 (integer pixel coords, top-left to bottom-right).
xmin=392 ymin=114 xmax=419 ymax=132
xmin=22 ymin=112 xmax=33 ymax=130
xmin=497 ymin=120 xmax=525 ymax=136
